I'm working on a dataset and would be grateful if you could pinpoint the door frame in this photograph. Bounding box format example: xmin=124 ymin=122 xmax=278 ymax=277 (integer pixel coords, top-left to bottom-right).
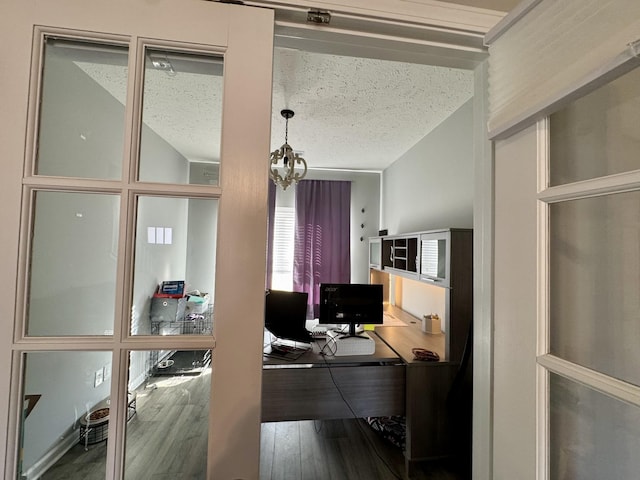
xmin=261 ymin=3 xmax=500 ymax=480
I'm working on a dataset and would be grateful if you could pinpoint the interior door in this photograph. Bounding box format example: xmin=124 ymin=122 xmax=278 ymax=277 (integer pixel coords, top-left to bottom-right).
xmin=0 ymin=1 xmax=273 ymax=478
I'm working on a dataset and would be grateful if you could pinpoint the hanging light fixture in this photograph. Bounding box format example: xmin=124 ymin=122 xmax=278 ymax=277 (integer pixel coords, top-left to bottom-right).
xmin=269 ymin=109 xmax=307 ymax=190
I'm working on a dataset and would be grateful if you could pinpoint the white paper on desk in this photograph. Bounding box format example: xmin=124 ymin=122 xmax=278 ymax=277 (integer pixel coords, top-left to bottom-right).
xmin=382 ymin=313 xmax=408 ymax=327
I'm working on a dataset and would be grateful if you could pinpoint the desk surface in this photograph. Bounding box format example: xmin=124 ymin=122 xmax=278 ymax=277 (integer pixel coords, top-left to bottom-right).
xmin=263 ymin=303 xmax=448 ymax=367
xmin=263 ymin=331 xmax=400 ymax=367
xmin=375 ymin=304 xmax=449 ymax=366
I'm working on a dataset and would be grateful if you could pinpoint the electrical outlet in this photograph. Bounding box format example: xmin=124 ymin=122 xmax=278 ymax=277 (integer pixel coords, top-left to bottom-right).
xmin=94 ymin=368 xmax=104 ymax=388
xmin=104 ymin=364 xmax=112 ymax=381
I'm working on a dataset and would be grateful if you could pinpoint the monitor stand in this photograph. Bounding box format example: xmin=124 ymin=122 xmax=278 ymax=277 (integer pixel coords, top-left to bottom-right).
xmin=337 ymin=323 xmax=369 ymax=340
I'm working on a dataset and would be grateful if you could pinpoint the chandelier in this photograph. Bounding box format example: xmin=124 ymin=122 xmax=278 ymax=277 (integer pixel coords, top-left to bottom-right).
xmin=269 ymin=109 xmax=307 ymax=190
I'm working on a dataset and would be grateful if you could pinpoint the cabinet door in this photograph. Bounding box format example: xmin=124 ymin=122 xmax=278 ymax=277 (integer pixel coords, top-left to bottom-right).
xmin=406 ymin=236 xmax=419 ymax=273
xmin=392 ymin=236 xmax=420 ymax=273
xmin=420 ymin=231 xmax=450 ymax=287
xmin=392 ymin=237 xmax=408 ymax=270
xmin=382 ymin=238 xmax=394 ymax=268
xmin=380 ymin=235 xmax=420 ymax=278
xmin=369 ymin=237 xmax=382 ymax=269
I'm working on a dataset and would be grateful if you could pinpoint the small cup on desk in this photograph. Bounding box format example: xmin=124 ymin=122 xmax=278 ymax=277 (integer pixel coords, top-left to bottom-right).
xmin=422 ymin=314 xmax=441 ymax=334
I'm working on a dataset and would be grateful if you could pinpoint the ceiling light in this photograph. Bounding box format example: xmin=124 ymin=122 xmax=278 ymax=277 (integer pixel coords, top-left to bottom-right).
xmin=150 ymin=56 xmax=176 ymax=76
xmin=269 ymin=109 xmax=307 ymax=190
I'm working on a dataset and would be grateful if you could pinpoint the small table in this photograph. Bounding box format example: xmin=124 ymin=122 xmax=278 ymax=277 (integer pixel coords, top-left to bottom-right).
xmin=79 ymin=392 xmax=137 ymax=447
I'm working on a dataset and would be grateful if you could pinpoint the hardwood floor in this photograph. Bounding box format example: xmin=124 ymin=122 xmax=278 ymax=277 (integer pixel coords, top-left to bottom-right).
xmin=42 ymin=370 xmax=210 ymax=480
xmin=41 ymin=366 xmax=467 ymax=480
xmin=261 ymin=419 xmax=466 ymax=480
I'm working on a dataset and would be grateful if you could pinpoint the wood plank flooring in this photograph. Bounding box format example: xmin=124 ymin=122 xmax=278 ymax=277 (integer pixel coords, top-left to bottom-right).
xmin=260 ymin=419 xmax=466 ymax=480
xmin=42 ymin=371 xmax=210 ymax=480
xmin=41 ymin=366 xmax=466 ymax=480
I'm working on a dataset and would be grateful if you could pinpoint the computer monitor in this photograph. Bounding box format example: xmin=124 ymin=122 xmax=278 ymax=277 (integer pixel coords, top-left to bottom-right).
xmin=264 ymin=289 xmax=312 ymax=344
xmin=319 ymin=283 xmax=383 ymax=338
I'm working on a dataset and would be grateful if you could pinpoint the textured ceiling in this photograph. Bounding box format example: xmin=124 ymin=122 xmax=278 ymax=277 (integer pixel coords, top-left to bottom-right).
xmin=272 ymin=48 xmax=474 ymax=171
xmin=77 ymin=46 xmax=474 ymax=172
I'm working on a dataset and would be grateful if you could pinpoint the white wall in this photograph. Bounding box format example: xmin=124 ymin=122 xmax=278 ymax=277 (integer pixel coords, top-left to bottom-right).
xmin=396 ymin=276 xmax=447 ymax=327
xmin=382 ymin=98 xmax=474 ymax=234
xmin=381 ymin=99 xmax=474 ymax=317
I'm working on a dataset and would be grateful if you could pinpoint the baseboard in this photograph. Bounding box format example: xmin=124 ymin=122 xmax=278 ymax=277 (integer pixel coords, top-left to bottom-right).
xmin=22 ymin=428 xmax=78 ymax=480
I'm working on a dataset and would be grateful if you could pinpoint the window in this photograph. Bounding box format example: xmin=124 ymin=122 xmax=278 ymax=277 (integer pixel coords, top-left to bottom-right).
xmin=271 ymin=205 xmax=295 ymax=291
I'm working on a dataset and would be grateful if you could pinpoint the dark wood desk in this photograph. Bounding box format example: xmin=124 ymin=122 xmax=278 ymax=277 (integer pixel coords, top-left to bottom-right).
xmin=375 ymin=306 xmax=461 ymax=470
xmin=262 ymin=305 xmax=467 ymax=474
xmin=262 ymin=333 xmax=405 ymax=421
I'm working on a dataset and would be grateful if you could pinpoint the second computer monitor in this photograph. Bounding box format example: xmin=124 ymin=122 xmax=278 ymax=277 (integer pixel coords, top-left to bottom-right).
xmin=264 ymin=289 xmax=312 ymax=344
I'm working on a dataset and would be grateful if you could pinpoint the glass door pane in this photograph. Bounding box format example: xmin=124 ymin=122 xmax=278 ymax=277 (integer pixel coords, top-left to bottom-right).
xmin=138 ymin=48 xmax=223 ymax=185
xmin=132 ymin=196 xmax=217 ymax=337
xmin=550 ymin=373 xmax=640 ymax=479
xmin=27 ymin=191 xmax=119 ymax=336
xmin=20 ymin=351 xmax=113 ymax=479
xmin=124 ymin=350 xmax=211 ymax=479
xmin=549 ymin=67 xmax=640 ymax=186
xmin=549 ymin=191 xmax=640 ymax=387
xmin=36 ymin=37 xmax=128 ymax=179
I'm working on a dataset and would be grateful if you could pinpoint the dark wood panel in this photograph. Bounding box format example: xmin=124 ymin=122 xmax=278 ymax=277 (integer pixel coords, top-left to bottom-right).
xmin=262 ymin=365 xmax=405 ymax=422
xmin=405 ymin=363 xmax=458 ymax=462
xmin=448 ymin=229 xmax=473 ymax=365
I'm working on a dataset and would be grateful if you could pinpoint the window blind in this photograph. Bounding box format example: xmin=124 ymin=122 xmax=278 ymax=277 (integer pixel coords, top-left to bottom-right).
xmin=271 ymin=205 xmax=295 ymax=291
xmin=486 ymin=0 xmax=640 ymax=139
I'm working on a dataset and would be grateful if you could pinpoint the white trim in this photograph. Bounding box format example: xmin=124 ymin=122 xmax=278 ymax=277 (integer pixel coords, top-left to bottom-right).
xmin=273 ymin=19 xmax=488 ymax=70
xmin=535 ymin=118 xmax=549 ymax=480
xmin=484 ymin=0 xmax=543 ymax=46
xmin=472 ymin=60 xmax=493 ymax=480
xmin=538 ymin=354 xmax=640 ymax=408
xmin=536 ymin=364 xmax=548 ymax=480
xmin=244 ymin=0 xmax=506 ymax=34
xmin=258 ymin=0 xmax=504 ymax=70
xmin=309 ymin=166 xmax=383 ymax=174
xmin=537 ymin=170 xmax=640 ymax=204
xmin=536 ymin=118 xmax=549 ymax=358
xmin=488 ymin=40 xmax=640 ymax=140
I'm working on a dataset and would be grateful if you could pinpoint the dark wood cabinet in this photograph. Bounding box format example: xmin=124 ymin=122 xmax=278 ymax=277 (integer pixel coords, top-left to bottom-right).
xmin=370 ymin=228 xmax=473 ymax=364
xmin=376 ymin=234 xmax=420 ymax=278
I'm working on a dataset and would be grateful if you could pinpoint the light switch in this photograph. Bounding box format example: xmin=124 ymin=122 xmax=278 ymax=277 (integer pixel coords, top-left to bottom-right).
xmin=94 ymin=368 xmax=104 ymax=388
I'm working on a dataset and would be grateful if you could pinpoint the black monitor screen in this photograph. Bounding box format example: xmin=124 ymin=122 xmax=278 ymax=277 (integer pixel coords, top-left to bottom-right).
xmin=264 ymin=290 xmax=311 ymax=343
xmin=319 ymin=283 xmax=383 ymax=337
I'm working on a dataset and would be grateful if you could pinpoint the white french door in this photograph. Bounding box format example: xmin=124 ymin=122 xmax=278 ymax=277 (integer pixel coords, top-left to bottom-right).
xmin=0 ymin=1 xmax=273 ymax=478
xmin=493 ymin=61 xmax=640 ymax=480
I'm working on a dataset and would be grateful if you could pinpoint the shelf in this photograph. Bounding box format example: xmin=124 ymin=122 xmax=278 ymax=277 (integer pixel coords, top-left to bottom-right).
xmin=369 ymin=228 xmax=473 ymax=364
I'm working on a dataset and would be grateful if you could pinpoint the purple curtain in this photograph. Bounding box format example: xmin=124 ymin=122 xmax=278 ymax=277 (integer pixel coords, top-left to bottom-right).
xmin=293 ymin=180 xmax=351 ymax=317
xmin=265 ymin=181 xmax=276 ymax=290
